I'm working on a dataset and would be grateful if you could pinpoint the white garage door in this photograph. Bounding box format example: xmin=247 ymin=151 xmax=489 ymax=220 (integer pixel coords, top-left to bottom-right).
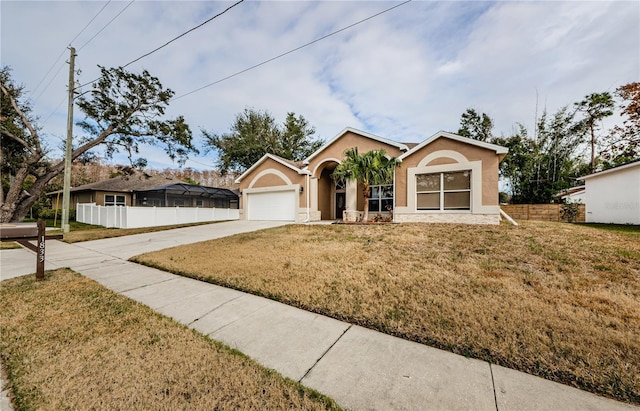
xmin=247 ymin=190 xmax=296 ymax=221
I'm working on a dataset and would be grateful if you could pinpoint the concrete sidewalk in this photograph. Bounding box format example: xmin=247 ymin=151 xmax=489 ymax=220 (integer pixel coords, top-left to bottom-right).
xmin=1 ymin=220 xmax=637 ymax=410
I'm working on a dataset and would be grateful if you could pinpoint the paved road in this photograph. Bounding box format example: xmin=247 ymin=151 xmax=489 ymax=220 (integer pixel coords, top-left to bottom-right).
xmin=1 ymin=220 xmax=637 ymax=410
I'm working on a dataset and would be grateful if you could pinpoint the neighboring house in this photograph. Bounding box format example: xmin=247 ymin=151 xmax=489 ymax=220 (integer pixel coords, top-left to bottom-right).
xmin=47 ymin=174 xmax=239 ymax=209
xmin=555 ymin=185 xmax=586 ymax=204
xmin=235 ymin=127 xmax=508 ymax=224
xmin=579 ymin=160 xmax=640 ymax=225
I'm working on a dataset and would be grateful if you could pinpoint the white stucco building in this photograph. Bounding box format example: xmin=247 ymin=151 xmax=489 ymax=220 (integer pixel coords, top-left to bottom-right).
xmin=556 ymin=186 xmax=586 ymax=204
xmin=579 ymin=161 xmax=640 ymax=225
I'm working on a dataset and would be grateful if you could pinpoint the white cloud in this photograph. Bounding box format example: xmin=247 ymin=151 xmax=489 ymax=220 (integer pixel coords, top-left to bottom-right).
xmin=1 ymin=0 xmax=638 ymax=170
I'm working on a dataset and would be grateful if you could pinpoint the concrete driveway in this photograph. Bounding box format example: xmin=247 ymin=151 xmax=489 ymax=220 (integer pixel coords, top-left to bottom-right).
xmin=72 ymin=220 xmax=287 ymax=260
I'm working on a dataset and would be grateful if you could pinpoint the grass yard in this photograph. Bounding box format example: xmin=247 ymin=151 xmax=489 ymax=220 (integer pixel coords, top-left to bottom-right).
xmin=0 ymin=242 xmax=21 ymax=250
xmin=133 ymin=221 xmax=640 ymax=405
xmin=0 ymin=269 xmax=339 ymax=411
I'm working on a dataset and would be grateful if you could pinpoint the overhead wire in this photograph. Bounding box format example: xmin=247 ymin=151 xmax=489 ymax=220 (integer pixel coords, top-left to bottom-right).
xmin=78 ymin=0 xmax=135 ymax=51
xmin=185 ymin=157 xmax=217 ymax=168
xmin=74 ymin=0 xmax=244 ymax=91
xmin=32 ymin=61 xmax=68 ymax=104
xmin=40 ymin=0 xmax=137 ymax=124
xmin=41 ymin=95 xmax=67 ymax=127
xmin=122 ymin=0 xmax=244 ymax=69
xmin=29 ymin=0 xmax=113 ymax=101
xmin=29 ymin=48 xmax=67 ymax=100
xmin=171 ymin=0 xmax=412 ymax=101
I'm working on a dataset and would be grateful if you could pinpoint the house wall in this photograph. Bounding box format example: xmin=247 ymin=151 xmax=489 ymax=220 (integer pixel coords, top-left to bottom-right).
xmin=307 ymin=131 xmax=405 ymax=220
xmin=74 ymin=192 xmax=93 ymax=206
xmin=564 ymin=191 xmax=585 ymax=204
xmin=393 ymin=137 xmax=502 ymax=225
xmin=396 ymin=138 xmax=499 ymax=208
xmin=237 ymin=158 xmax=306 ymax=209
xmin=584 ymin=166 xmax=640 ymax=224
xmin=88 ymin=191 xmax=132 ymax=207
xmin=307 ymin=131 xmax=405 ymax=177
xmin=318 ymin=167 xmax=333 ymax=219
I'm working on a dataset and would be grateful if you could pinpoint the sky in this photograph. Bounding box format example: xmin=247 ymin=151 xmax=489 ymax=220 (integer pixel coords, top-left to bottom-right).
xmin=2 ymin=0 xmax=639 ymax=171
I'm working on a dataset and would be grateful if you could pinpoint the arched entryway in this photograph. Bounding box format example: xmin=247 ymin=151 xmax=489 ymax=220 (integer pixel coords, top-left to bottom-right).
xmin=317 ymin=162 xmax=342 ymax=220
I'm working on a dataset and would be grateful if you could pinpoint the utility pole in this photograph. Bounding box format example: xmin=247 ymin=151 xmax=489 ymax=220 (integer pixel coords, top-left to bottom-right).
xmin=61 ymin=47 xmax=76 ymax=233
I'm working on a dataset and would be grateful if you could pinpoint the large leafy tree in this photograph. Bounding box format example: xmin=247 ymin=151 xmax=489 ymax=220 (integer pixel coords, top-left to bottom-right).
xmin=601 ymin=82 xmax=640 ymax=167
xmin=574 ymin=92 xmax=614 ymax=173
xmin=331 ymin=148 xmax=400 ymax=222
xmin=493 ymin=108 xmax=587 ymax=203
xmin=0 ymin=65 xmax=195 ymax=222
xmin=457 ymin=108 xmax=494 ymax=141
xmin=202 ymin=108 xmax=323 ymax=174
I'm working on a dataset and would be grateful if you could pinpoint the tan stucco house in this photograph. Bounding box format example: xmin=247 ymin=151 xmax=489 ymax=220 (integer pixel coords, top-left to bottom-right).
xmin=235 ymin=127 xmax=508 ymax=224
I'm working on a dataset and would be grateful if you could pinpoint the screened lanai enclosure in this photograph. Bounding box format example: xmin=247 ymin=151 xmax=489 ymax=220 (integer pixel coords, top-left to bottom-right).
xmin=135 ymin=183 xmax=239 ymax=209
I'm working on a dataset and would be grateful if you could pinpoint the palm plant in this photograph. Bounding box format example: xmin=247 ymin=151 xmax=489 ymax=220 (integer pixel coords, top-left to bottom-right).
xmin=332 ymin=148 xmax=400 ymax=222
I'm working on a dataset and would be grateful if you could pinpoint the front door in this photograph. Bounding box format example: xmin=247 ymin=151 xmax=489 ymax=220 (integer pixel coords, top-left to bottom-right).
xmin=335 ymin=192 xmax=346 ymax=220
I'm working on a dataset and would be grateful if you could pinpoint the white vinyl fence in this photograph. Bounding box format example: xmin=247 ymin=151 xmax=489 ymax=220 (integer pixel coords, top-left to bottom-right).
xmin=76 ymin=203 xmax=239 ymax=229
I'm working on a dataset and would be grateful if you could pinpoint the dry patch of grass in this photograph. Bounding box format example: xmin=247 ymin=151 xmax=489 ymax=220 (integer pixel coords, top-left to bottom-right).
xmin=134 ymin=221 xmax=640 ymax=404
xmin=0 ymin=242 xmax=21 ymax=250
xmin=0 ymin=269 xmax=339 ymax=411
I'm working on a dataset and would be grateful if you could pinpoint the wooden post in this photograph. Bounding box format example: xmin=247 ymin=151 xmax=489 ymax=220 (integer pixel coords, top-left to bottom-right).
xmin=36 ymin=218 xmax=45 ymax=281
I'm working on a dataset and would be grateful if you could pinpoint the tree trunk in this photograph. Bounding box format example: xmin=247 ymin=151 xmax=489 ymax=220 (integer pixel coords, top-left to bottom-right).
xmin=0 ymin=166 xmax=30 ymax=222
xmin=0 ymin=162 xmax=63 ymax=223
xmin=10 ymin=170 xmax=59 ymax=222
xmin=362 ymin=183 xmax=371 ymax=223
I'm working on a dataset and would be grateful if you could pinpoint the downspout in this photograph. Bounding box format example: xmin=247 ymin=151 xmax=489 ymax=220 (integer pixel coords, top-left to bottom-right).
xmin=500 ymin=208 xmax=518 ymax=226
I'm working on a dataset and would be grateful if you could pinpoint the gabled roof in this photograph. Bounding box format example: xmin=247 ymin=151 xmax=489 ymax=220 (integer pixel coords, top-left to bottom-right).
xmin=579 ymin=159 xmax=640 ymax=181
xmin=398 ymin=131 xmax=508 ymax=161
xmin=303 ymin=127 xmax=410 ymax=165
xmin=47 ymin=174 xmax=181 ymax=195
xmin=235 ymin=153 xmax=311 ymax=183
xmin=555 ymin=185 xmax=586 ymax=199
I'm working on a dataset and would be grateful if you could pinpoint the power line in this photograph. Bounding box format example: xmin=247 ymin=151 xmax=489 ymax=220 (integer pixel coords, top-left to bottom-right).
xmin=78 ymin=0 xmax=135 ymax=51
xmin=185 ymin=157 xmax=217 ymax=168
xmin=172 ymin=0 xmax=412 ymax=101
xmin=41 ymin=0 xmax=243 ymax=130
xmin=29 ymin=48 xmax=67 ymax=100
xmin=29 ymin=1 xmax=112 ymax=101
xmin=122 ymin=0 xmax=244 ymax=69
xmin=32 ymin=59 xmax=67 ymax=104
xmin=75 ymin=0 xmax=244 ymax=91
xmin=71 ymin=1 xmax=113 ymax=46
xmin=41 ymin=95 xmax=67 ymax=126
xmin=39 ymin=0 xmax=135 ymax=117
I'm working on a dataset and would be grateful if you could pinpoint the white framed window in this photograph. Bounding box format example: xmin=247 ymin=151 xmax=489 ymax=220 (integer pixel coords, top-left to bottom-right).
xmin=416 ymin=171 xmax=471 ymax=211
xmin=195 ymin=199 xmax=203 ymax=207
xmin=104 ymin=194 xmax=126 ymax=206
xmin=368 ymin=184 xmax=394 ymax=212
